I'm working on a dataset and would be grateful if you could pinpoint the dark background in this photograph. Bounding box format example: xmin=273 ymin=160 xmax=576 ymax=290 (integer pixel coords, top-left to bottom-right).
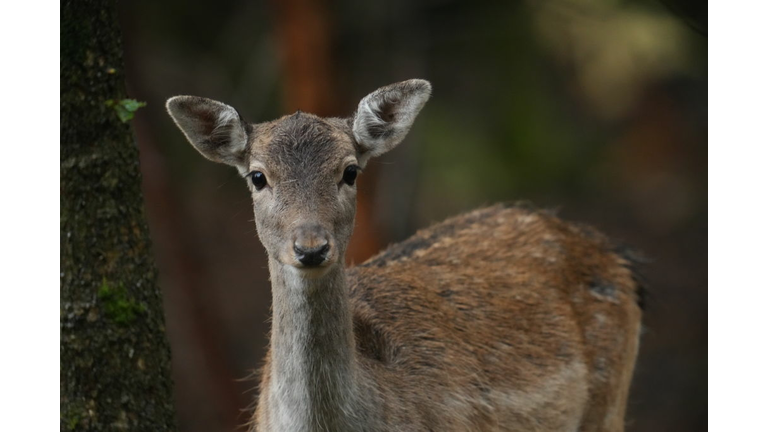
xmin=118 ymin=0 xmax=706 ymax=430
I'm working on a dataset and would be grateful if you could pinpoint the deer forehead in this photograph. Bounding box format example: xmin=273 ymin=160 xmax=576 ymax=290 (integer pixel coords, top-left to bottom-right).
xmin=248 ymin=113 xmax=357 ymax=179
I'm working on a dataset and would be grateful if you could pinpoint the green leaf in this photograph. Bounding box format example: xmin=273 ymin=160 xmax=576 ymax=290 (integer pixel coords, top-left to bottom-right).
xmin=120 ymin=98 xmax=146 ymax=112
xmin=105 ymin=98 xmax=147 ymax=123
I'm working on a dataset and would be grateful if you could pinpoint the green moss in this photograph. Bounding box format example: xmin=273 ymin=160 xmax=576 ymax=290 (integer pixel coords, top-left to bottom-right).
xmin=98 ymin=278 xmax=145 ymax=324
xmin=62 ymin=405 xmax=82 ymax=430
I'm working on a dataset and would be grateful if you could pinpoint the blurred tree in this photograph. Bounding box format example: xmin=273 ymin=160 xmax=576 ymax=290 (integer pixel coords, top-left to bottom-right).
xmin=273 ymin=0 xmax=384 ymax=264
xmin=61 ymin=1 xmax=176 ymax=430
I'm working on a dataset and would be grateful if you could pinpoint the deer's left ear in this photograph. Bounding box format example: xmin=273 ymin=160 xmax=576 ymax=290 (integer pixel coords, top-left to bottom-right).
xmin=352 ymin=79 xmax=431 ymax=165
xmin=166 ymin=96 xmax=250 ymax=169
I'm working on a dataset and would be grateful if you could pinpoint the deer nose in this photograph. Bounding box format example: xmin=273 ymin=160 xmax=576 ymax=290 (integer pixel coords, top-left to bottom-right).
xmin=293 ymin=241 xmax=330 ymax=267
xmin=293 ymin=225 xmax=331 ymax=267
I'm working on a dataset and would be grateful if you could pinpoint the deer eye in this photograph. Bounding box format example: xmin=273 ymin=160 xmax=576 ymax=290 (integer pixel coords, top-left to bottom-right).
xmin=342 ymin=165 xmax=359 ymax=186
xmin=250 ymin=171 xmax=268 ymax=190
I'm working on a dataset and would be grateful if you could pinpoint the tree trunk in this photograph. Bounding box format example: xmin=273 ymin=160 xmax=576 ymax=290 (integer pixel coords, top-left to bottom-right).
xmin=60 ymin=1 xmax=176 ymax=430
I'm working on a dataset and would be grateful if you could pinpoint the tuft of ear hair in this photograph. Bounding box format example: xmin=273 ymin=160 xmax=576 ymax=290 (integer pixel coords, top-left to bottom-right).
xmin=352 ymin=79 xmax=431 ymax=165
xmin=166 ymin=96 xmax=250 ymax=168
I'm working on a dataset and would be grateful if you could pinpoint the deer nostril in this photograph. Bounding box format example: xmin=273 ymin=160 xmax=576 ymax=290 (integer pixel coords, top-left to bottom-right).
xmin=293 ymin=240 xmax=329 ymax=255
xmin=293 ymin=241 xmax=330 ymax=267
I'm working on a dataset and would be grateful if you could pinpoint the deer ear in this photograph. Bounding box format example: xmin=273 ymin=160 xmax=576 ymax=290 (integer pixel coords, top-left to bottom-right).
xmin=352 ymin=79 xmax=431 ymax=164
xmin=166 ymin=96 xmax=250 ymax=168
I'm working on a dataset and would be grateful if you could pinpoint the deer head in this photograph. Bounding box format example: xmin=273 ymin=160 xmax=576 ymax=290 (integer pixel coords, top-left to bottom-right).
xmin=167 ymin=79 xmax=431 ymax=278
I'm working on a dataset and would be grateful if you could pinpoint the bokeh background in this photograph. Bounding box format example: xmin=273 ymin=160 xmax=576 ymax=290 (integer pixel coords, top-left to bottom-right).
xmin=118 ymin=0 xmax=706 ymax=430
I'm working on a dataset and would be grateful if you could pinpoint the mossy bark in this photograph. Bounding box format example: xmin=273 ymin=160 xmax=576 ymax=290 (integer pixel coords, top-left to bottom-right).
xmin=61 ymin=1 xmax=176 ymax=430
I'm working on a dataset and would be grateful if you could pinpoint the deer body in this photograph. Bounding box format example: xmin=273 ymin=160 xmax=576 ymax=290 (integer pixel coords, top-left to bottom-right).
xmin=167 ymin=79 xmax=643 ymax=432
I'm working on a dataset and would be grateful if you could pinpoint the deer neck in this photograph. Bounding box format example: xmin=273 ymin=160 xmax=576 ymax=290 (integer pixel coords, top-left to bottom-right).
xmin=265 ymin=258 xmax=361 ymax=431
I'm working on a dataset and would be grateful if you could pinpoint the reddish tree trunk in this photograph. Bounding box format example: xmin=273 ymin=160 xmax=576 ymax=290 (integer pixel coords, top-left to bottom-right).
xmin=272 ymin=0 xmax=384 ymax=264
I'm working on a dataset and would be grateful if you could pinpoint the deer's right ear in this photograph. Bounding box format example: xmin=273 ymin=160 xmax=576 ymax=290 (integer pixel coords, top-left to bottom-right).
xmin=166 ymin=96 xmax=250 ymax=168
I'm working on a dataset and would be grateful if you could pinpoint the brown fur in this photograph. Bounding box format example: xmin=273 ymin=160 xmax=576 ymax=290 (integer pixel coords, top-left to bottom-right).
xmin=166 ymin=80 xmax=643 ymax=432
xmin=253 ymin=204 xmax=642 ymax=431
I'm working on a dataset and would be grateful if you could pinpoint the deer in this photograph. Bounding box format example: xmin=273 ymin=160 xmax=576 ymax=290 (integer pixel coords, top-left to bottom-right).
xmin=166 ymin=79 xmax=644 ymax=432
